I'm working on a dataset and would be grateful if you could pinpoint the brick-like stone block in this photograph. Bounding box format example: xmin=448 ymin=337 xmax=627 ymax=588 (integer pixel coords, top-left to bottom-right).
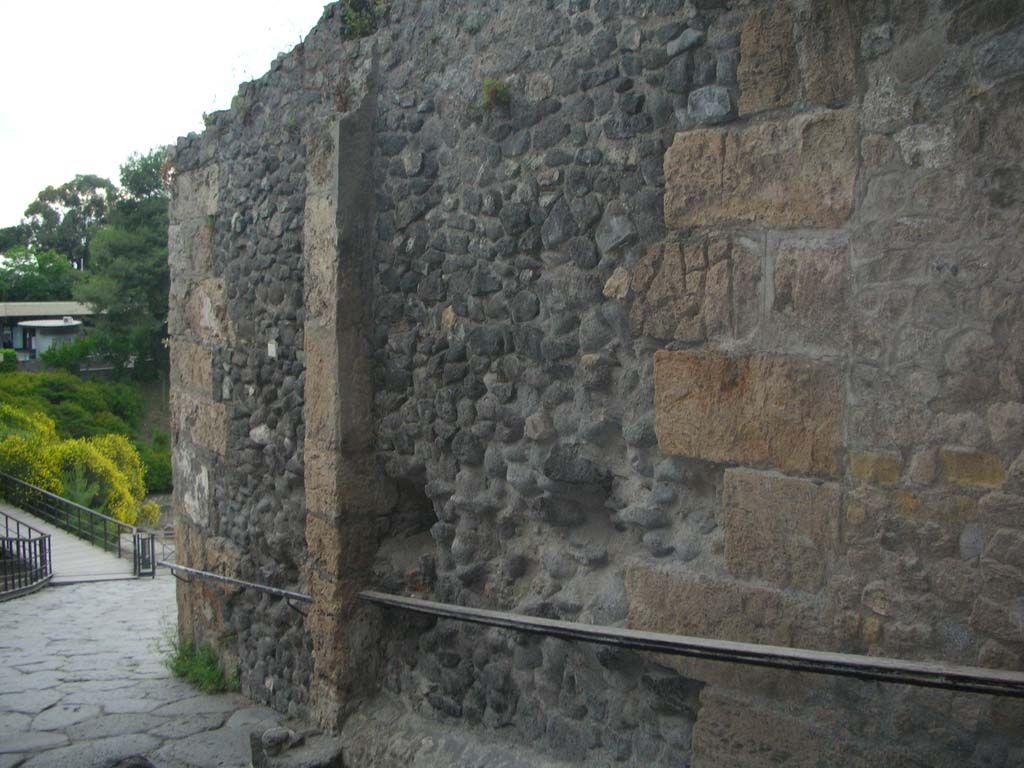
xmin=940 ymin=448 xmax=1006 ymax=488
xmin=848 ymin=450 xmax=902 ymax=486
xmin=304 ymin=332 xmax=340 ymax=452
xmin=172 ymin=444 xmax=211 ymax=527
xmin=304 ymin=194 xmax=339 ymax=323
xmin=171 ymin=390 xmax=229 ymax=457
xmin=654 ymin=350 xmax=843 ymax=476
xmin=625 ymin=565 xmax=825 ymax=651
xmin=722 ymin=469 xmax=840 ymax=592
xmin=170 ymin=341 xmax=214 ymax=398
xmin=691 ymin=688 xmax=915 ymax=768
xmin=168 ymin=218 xmax=213 ymax=278
xmin=184 ymin=279 xmax=232 ymax=343
xmin=170 ymin=164 xmax=219 ymax=222
xmin=664 ymin=110 xmax=859 ymax=229
xmin=767 ymin=235 xmax=850 ymax=352
xmin=737 ymin=4 xmax=797 ymax=115
xmin=801 ymin=0 xmax=857 ymax=108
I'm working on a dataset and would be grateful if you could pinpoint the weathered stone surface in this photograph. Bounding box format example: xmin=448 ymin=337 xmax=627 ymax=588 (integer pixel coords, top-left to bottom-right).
xmin=654 ymin=350 xmax=843 ymax=476
xmin=766 ymin=235 xmax=849 ymax=352
xmin=722 ymin=469 xmax=841 ymax=592
xmin=940 ymin=448 xmax=1006 ymax=488
xmin=848 ymin=450 xmax=902 ymax=486
xmin=168 ymin=219 xmax=214 ymax=277
xmin=184 ymin=279 xmax=232 ymax=343
xmin=170 ymin=341 xmax=214 ymax=397
xmin=664 ymin=110 xmax=859 ymax=229
xmin=171 ymin=391 xmax=229 ymax=457
xmin=802 ymin=0 xmax=858 ymax=107
xmin=170 ymin=164 xmax=219 ymax=221
xmin=737 ymin=4 xmax=797 ymax=115
xmin=626 ymin=566 xmax=825 ymax=652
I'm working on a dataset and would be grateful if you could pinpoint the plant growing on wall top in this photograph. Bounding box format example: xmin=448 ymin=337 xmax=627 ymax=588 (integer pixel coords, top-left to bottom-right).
xmin=341 ymin=0 xmax=388 ymax=39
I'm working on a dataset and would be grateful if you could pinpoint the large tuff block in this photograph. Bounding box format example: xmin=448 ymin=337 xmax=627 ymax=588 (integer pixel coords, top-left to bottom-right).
xmin=664 ymin=110 xmax=859 ymax=229
xmin=722 ymin=469 xmax=841 ymax=592
xmin=171 ymin=390 xmax=229 ymax=457
xmin=654 ymin=350 xmax=843 ymax=476
xmin=625 ymin=565 xmax=826 ymax=651
xmin=170 ymin=341 xmax=215 ymax=398
xmin=737 ymin=4 xmax=797 ymax=115
xmin=170 ymin=165 xmax=219 ymax=222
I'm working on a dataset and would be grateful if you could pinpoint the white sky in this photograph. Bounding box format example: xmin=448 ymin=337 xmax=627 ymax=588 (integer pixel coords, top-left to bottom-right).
xmin=0 ymin=1 xmax=330 ymax=226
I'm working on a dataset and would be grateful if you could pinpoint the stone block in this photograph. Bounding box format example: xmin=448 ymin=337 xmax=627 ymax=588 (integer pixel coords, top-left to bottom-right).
xmin=721 ymin=469 xmax=841 ymax=592
xmin=625 ymin=565 xmax=825 ymax=653
xmin=170 ymin=164 xmax=219 ymax=222
xmin=303 ymin=332 xmax=340 ymax=451
xmin=654 ymin=350 xmax=843 ymax=476
xmin=172 ymin=445 xmax=211 ymax=528
xmin=766 ymin=235 xmax=850 ymax=353
xmin=691 ymin=688 xmax=915 ymax=768
xmin=801 ymin=0 xmax=857 ymax=107
xmin=170 ymin=341 xmax=215 ymax=398
xmin=664 ymin=110 xmax=859 ymax=229
xmin=304 ymin=446 xmax=340 ymax=519
xmin=303 ymin=194 xmax=339 ymax=324
xmin=185 ymin=279 xmax=232 ymax=343
xmin=848 ymin=450 xmax=902 ymax=486
xmin=737 ymin=4 xmax=797 ymax=115
xmin=168 ymin=218 xmax=213 ymax=277
xmin=172 ymin=391 xmax=229 ymax=457
xmin=629 ymin=240 xmax=704 ymax=342
xmin=940 ymin=448 xmax=1006 ymax=488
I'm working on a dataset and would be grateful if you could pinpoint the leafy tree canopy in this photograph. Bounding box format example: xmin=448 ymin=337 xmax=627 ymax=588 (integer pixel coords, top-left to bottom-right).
xmin=23 ymin=175 xmax=116 ymax=270
xmin=0 ymin=246 xmax=79 ymax=302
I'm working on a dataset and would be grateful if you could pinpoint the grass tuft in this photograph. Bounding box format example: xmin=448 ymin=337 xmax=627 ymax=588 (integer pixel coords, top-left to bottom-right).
xmin=165 ymin=637 xmax=239 ymax=694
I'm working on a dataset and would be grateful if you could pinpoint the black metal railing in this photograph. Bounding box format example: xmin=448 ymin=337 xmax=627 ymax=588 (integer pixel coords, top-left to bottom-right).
xmin=0 ymin=509 xmax=52 ymax=599
xmin=155 ymin=559 xmax=1024 ymax=699
xmin=0 ymin=471 xmax=155 ymax=578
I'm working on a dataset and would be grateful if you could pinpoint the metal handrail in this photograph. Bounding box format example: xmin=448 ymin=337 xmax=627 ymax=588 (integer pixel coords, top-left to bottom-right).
xmin=0 ymin=509 xmax=52 ymax=599
xmin=158 ymin=561 xmax=313 ymax=603
xmin=156 ymin=558 xmax=1024 ymax=699
xmin=359 ymin=591 xmax=1024 ymax=699
xmin=0 ymin=471 xmax=153 ymax=577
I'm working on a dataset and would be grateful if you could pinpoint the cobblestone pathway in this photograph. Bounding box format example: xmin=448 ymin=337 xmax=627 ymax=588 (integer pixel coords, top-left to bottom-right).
xmin=0 ymin=576 xmax=286 ymax=767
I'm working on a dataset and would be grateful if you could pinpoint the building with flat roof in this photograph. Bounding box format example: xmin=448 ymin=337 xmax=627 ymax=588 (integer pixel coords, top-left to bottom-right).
xmin=0 ymin=302 xmax=94 ymax=361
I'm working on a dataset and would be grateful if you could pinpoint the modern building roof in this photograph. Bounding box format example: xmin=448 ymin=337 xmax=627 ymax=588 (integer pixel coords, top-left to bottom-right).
xmin=18 ymin=318 xmax=83 ymax=329
xmin=0 ymin=302 xmax=95 ymax=318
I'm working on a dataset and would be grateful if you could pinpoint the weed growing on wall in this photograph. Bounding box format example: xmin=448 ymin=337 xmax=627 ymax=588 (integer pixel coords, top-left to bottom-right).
xmin=480 ymin=78 xmax=511 ymax=110
xmin=163 ymin=634 xmax=239 ymax=694
xmin=341 ymin=0 xmax=388 ymax=39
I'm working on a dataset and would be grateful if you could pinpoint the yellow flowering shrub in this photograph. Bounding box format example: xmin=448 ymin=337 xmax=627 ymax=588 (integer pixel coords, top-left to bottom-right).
xmin=89 ymin=434 xmax=147 ymax=501
xmin=0 ymin=401 xmax=159 ymax=526
xmin=0 ymin=434 xmax=63 ymax=494
xmin=51 ymin=439 xmax=138 ymax=524
xmin=0 ymin=403 xmax=57 ymax=442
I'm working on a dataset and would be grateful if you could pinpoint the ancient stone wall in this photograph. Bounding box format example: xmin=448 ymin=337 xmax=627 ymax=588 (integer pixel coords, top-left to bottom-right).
xmin=170 ymin=1 xmax=1024 ymax=764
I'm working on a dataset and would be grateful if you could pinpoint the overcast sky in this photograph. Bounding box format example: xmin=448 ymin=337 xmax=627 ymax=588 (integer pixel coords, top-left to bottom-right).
xmin=0 ymin=1 xmax=329 ymax=226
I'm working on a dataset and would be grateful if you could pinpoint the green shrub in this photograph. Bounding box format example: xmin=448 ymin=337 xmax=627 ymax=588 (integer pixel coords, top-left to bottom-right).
xmin=0 ymin=349 xmax=16 ymax=373
xmin=40 ymin=336 xmax=97 ymax=373
xmin=165 ymin=638 xmax=238 ymax=694
xmin=0 ymin=372 xmax=142 ymax=439
xmin=138 ymin=433 xmax=172 ymax=494
xmin=341 ymin=0 xmax=386 ymax=38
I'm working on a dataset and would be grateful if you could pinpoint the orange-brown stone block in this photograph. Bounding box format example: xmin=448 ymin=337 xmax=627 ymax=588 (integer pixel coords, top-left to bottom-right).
xmin=653 ymin=349 xmax=843 ymax=476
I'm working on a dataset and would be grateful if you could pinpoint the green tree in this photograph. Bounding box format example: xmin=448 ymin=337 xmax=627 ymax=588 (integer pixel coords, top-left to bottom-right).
xmin=0 ymin=246 xmax=79 ymax=301
xmin=0 ymin=224 xmax=29 ymax=253
xmin=73 ymin=148 xmax=170 ymax=379
xmin=24 ymin=175 xmax=116 ymax=271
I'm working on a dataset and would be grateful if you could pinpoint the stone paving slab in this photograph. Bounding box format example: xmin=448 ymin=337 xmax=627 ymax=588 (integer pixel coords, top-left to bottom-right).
xmin=0 ymin=576 xmax=287 ymax=767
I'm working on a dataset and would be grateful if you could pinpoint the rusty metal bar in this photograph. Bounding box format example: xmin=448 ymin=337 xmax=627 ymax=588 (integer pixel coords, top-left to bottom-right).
xmin=360 ymin=590 xmax=1024 ymax=699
